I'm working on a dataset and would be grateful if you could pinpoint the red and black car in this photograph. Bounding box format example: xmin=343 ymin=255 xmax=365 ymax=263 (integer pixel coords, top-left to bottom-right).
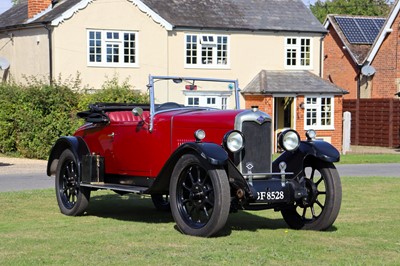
xmin=47 ymin=75 xmax=342 ymax=237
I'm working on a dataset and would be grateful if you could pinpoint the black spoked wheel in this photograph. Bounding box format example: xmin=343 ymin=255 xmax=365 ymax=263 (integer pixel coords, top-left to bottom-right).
xmin=281 ymin=160 xmax=342 ymax=230
xmin=151 ymin=194 xmax=171 ymax=212
xmin=55 ymin=149 xmax=90 ymax=216
xmin=170 ymin=154 xmax=230 ymax=237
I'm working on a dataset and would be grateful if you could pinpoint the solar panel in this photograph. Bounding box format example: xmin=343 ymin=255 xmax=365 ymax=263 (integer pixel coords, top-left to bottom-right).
xmin=335 ymin=16 xmax=386 ymax=45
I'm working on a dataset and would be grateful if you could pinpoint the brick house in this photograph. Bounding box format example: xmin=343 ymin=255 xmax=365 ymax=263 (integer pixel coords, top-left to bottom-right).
xmin=242 ymin=70 xmax=346 ymax=149
xmin=0 ymin=0 xmax=347 ymax=151
xmin=323 ymin=1 xmax=400 ymax=99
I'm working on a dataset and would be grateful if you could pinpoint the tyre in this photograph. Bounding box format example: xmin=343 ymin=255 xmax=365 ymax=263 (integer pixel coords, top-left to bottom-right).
xmin=281 ymin=160 xmax=342 ymax=230
xmin=151 ymin=194 xmax=170 ymax=212
xmin=55 ymin=149 xmax=90 ymax=216
xmin=169 ymin=154 xmax=230 ymax=237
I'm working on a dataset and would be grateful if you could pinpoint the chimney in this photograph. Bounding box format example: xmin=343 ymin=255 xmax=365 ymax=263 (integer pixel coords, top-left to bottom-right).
xmin=28 ymin=0 xmax=52 ymax=19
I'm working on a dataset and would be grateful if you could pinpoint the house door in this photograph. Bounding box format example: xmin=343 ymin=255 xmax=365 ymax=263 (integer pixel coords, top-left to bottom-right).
xmin=274 ymin=97 xmax=295 ymax=150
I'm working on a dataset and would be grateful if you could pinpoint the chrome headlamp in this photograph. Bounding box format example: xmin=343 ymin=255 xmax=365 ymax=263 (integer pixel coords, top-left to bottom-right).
xmin=278 ymin=129 xmax=300 ymax=152
xmin=306 ymin=129 xmax=317 ymax=141
xmin=194 ymin=129 xmax=206 ymax=142
xmin=223 ymin=130 xmax=244 ymax=153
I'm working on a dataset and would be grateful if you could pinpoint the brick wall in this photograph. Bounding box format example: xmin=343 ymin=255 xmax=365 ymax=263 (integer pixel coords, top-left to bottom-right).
xmin=28 ymin=0 xmax=52 ymax=18
xmin=244 ymin=94 xmax=344 ymax=151
xmin=370 ymin=14 xmax=400 ymax=98
xmin=324 ymin=24 xmax=359 ymax=99
xmin=243 ymin=95 xmax=274 ymax=115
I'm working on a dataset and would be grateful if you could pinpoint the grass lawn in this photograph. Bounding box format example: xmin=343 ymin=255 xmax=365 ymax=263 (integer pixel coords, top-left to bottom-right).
xmin=1 ymin=176 xmax=399 ymax=265
xmin=338 ymin=153 xmax=400 ymax=164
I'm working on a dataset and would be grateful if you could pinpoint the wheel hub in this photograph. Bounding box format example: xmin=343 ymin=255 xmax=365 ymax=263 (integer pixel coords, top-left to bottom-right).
xmin=190 ymin=185 xmax=207 ymax=206
xmin=302 ymin=178 xmax=318 ymax=207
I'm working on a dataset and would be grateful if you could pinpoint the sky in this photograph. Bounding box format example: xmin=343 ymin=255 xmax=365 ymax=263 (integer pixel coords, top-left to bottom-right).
xmin=0 ymin=0 xmax=13 ymax=14
xmin=0 ymin=0 xmax=318 ymax=14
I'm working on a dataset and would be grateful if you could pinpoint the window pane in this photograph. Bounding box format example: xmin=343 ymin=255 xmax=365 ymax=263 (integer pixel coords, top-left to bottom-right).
xmin=306 ymin=107 xmax=317 ymax=126
xmin=123 ymin=33 xmax=136 ymax=64
xmin=320 ymin=97 xmax=332 ymax=126
xmin=186 ymin=35 xmax=197 ymax=65
xmin=89 ymin=31 xmax=102 ymax=62
xmin=217 ymin=36 xmax=228 ymax=65
xmin=202 ymin=46 xmax=213 ymax=64
xmin=286 ymin=49 xmax=296 ymax=66
xmin=106 ymin=44 xmax=119 ymax=63
xmin=300 ymin=38 xmax=311 ymax=66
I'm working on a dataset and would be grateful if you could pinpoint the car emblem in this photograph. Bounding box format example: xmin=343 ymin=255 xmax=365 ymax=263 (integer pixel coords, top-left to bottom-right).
xmin=257 ymin=116 xmax=265 ymax=124
xmin=246 ymin=162 xmax=254 ymax=174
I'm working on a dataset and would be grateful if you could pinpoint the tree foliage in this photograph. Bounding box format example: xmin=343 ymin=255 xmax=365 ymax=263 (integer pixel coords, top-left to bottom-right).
xmin=310 ymin=0 xmax=392 ymax=23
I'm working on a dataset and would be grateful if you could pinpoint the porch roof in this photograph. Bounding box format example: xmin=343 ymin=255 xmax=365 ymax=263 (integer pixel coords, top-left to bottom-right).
xmin=241 ymin=70 xmax=348 ymax=95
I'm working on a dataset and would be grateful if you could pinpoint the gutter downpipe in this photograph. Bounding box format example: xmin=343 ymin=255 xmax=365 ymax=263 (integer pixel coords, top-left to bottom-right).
xmin=357 ymin=65 xmax=362 ymax=99
xmin=43 ymin=23 xmax=53 ymax=85
xmin=319 ymin=35 xmax=324 ymax=77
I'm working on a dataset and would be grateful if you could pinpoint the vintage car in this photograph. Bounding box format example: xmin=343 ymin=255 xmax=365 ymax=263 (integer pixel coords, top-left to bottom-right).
xmin=47 ymin=75 xmax=342 ymax=237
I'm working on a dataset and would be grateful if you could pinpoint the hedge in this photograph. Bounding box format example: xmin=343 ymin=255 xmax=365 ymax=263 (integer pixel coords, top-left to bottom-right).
xmin=0 ymin=77 xmax=148 ymax=159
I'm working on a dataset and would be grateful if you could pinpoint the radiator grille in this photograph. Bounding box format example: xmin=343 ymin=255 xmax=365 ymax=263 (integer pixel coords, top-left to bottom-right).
xmin=240 ymin=121 xmax=272 ymax=174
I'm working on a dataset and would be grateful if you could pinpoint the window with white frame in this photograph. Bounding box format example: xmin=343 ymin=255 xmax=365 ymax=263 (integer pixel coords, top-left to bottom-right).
xmin=187 ymin=97 xmax=200 ymax=106
xmin=285 ymin=37 xmax=311 ymax=68
xmin=185 ymin=34 xmax=229 ymax=68
xmin=184 ymin=91 xmax=232 ymax=109
xmin=88 ymin=30 xmax=137 ymax=67
xmin=304 ymin=96 xmax=334 ymax=129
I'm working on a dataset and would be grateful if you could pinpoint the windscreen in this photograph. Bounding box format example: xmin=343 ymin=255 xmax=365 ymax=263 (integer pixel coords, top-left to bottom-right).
xmin=152 ymin=78 xmax=238 ymax=110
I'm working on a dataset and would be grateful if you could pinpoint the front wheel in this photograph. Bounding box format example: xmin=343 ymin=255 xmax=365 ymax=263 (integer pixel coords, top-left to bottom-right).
xmin=55 ymin=149 xmax=90 ymax=216
xmin=281 ymin=160 xmax=342 ymax=230
xmin=169 ymin=154 xmax=230 ymax=237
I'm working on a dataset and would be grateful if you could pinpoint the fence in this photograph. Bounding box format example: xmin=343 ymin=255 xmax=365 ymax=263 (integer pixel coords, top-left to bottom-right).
xmin=342 ymin=98 xmax=400 ymax=147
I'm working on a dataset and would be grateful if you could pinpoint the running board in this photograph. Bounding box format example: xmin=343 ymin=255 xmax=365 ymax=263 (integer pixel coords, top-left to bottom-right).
xmin=80 ymin=183 xmax=148 ymax=194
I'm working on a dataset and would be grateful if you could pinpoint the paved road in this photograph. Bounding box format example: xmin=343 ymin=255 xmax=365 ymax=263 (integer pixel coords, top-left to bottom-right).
xmin=0 ymin=157 xmax=52 ymax=192
xmin=0 ymin=157 xmax=399 ymax=192
xmin=337 ymin=163 xmax=400 ymax=178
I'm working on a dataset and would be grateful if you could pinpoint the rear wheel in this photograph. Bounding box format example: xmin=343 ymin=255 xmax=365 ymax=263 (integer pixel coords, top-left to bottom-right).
xmin=281 ymin=160 xmax=341 ymax=230
xmin=170 ymin=154 xmax=230 ymax=237
xmin=55 ymin=149 xmax=90 ymax=216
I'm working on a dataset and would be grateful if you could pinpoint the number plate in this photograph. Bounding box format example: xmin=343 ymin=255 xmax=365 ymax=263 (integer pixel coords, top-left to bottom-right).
xmin=257 ymin=190 xmax=286 ymax=202
xmin=253 ymin=179 xmax=290 ymax=203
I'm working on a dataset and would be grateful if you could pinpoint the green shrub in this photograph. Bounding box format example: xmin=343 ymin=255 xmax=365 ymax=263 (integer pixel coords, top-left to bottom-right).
xmin=0 ymin=76 xmax=148 ymax=159
xmin=78 ymin=75 xmax=149 ymax=110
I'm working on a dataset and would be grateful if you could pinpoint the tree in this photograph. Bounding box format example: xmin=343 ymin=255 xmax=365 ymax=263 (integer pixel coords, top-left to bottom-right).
xmin=310 ymin=0 xmax=392 ymax=23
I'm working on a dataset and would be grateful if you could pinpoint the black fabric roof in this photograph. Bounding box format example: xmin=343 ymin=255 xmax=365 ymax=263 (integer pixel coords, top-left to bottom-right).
xmin=0 ymin=0 xmax=326 ymax=33
xmin=242 ymin=70 xmax=348 ymax=95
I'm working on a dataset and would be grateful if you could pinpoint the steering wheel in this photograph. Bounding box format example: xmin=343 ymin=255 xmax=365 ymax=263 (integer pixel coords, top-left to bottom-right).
xmin=156 ymin=102 xmax=181 ymax=111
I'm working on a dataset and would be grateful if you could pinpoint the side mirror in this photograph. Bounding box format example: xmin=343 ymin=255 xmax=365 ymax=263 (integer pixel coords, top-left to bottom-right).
xmin=132 ymin=107 xmax=143 ymax=117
